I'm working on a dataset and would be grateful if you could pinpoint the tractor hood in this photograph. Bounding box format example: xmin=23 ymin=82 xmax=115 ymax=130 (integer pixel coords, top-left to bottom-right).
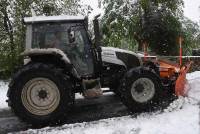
xmin=101 ymin=47 xmax=143 ymax=69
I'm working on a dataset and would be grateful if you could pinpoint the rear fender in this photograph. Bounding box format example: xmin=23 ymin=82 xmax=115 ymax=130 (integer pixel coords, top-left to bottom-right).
xmin=22 ymin=48 xmax=71 ymax=64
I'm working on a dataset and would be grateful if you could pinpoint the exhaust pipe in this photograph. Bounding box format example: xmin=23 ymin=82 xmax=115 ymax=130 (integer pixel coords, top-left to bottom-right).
xmin=93 ymin=14 xmax=103 ymax=77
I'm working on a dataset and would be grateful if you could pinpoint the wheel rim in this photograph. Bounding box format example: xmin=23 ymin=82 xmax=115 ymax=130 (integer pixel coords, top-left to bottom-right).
xmin=131 ymin=78 xmax=155 ymax=103
xmin=21 ymin=78 xmax=60 ymax=116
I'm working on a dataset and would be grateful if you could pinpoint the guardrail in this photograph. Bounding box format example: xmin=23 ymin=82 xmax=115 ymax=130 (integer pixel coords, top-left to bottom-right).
xmin=153 ymin=56 xmax=200 ymax=72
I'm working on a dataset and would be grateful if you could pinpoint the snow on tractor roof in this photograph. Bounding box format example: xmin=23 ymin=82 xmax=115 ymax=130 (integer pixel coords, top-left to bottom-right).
xmin=24 ymin=15 xmax=86 ymax=23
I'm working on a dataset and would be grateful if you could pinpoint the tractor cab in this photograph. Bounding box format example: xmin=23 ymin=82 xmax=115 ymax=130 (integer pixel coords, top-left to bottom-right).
xmin=24 ymin=15 xmax=99 ymax=78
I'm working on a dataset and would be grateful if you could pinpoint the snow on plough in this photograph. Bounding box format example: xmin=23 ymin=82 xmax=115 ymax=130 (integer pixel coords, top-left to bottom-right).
xmin=143 ymin=57 xmax=192 ymax=97
xmin=142 ymin=37 xmax=192 ymax=97
xmin=6 ymin=15 xmax=192 ymax=127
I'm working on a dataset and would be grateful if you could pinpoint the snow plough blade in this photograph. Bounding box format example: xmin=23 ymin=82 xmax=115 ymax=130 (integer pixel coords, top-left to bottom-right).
xmin=175 ymin=61 xmax=192 ymax=96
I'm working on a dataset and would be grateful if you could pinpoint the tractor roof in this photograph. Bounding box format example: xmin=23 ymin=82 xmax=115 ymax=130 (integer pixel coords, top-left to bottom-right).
xmin=24 ymin=15 xmax=86 ymax=24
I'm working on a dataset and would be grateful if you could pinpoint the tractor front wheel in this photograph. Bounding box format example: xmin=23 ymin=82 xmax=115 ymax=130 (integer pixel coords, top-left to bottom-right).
xmin=118 ymin=68 xmax=166 ymax=113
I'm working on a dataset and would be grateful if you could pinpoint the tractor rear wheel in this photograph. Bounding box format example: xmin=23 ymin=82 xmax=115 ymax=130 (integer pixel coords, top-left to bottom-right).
xmin=8 ymin=62 xmax=74 ymax=126
xmin=118 ymin=68 xmax=166 ymax=113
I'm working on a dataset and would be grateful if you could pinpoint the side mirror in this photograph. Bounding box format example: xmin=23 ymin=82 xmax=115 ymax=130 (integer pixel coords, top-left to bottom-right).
xmin=68 ymin=28 xmax=75 ymax=43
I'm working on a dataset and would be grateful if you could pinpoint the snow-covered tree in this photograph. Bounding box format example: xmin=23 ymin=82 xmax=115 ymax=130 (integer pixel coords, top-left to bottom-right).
xmin=101 ymin=0 xmax=185 ymax=55
xmin=181 ymin=18 xmax=200 ymax=55
xmin=0 ymin=0 xmax=92 ymax=78
xmin=101 ymin=0 xmax=140 ymax=50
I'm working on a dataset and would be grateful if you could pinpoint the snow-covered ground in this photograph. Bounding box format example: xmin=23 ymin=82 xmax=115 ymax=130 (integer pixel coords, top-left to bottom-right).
xmin=0 ymin=72 xmax=200 ymax=134
xmin=0 ymin=81 xmax=9 ymax=110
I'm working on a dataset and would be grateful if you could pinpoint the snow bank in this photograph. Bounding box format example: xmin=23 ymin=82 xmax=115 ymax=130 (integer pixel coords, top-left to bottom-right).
xmin=25 ymin=103 xmax=199 ymax=134
xmin=0 ymin=81 xmax=8 ymax=110
xmin=22 ymin=72 xmax=200 ymax=134
xmin=186 ymin=71 xmax=200 ymax=102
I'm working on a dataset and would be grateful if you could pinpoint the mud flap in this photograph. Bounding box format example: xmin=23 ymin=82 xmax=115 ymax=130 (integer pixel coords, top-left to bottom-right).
xmin=175 ymin=62 xmax=192 ymax=96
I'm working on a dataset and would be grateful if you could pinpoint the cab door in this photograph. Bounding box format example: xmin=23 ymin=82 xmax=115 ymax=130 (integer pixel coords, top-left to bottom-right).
xmin=66 ymin=25 xmax=95 ymax=77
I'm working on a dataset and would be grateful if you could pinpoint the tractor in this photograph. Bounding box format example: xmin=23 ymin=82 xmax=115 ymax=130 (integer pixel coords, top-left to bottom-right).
xmin=6 ymin=15 xmax=191 ymax=126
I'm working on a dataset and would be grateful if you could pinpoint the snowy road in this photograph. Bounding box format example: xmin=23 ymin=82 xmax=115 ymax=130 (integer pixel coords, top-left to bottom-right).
xmin=0 ymin=72 xmax=200 ymax=134
xmin=0 ymin=88 xmax=130 ymax=133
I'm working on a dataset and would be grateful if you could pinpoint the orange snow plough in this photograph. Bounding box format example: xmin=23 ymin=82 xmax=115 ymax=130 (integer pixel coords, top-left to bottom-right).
xmin=143 ymin=36 xmax=192 ymax=97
